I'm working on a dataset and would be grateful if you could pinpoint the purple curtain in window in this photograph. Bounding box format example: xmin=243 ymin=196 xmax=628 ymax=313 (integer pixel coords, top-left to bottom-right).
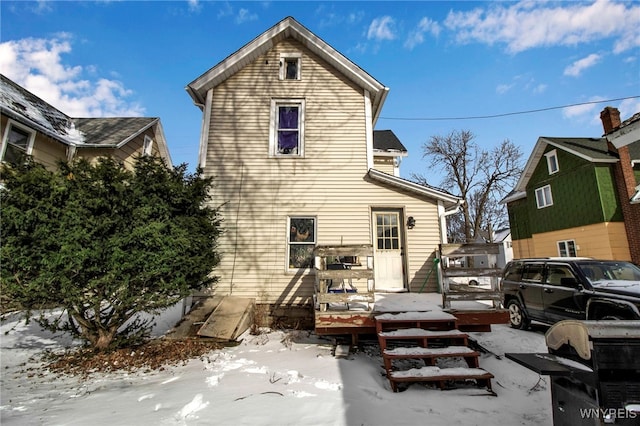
xmin=278 ymin=107 xmax=299 ymax=152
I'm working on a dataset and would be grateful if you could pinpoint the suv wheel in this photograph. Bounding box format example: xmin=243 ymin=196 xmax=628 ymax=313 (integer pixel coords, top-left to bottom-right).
xmin=507 ymin=299 xmax=530 ymax=330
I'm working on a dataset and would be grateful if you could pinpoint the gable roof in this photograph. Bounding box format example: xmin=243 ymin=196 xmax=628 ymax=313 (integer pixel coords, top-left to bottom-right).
xmin=502 ymin=136 xmax=634 ymax=203
xmin=373 ymin=130 xmax=408 ymax=156
xmin=367 ymin=168 xmax=462 ymax=210
xmin=186 ymin=16 xmax=389 ymax=126
xmin=0 ymin=74 xmax=172 ymax=164
xmin=73 ymin=117 xmax=157 ymax=147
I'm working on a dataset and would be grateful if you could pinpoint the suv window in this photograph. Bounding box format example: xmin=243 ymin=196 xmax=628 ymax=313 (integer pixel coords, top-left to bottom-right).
xmin=545 ymin=264 xmax=576 ymax=286
xmin=503 ymin=262 xmax=523 ymax=281
xmin=522 ymin=263 xmax=544 ymax=283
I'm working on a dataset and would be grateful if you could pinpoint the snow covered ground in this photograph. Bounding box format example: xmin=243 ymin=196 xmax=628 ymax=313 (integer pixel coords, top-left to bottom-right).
xmin=0 ymin=301 xmax=553 ymax=426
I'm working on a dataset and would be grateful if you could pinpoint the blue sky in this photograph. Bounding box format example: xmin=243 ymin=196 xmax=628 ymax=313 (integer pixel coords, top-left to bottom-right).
xmin=1 ymin=0 xmax=639 ymax=186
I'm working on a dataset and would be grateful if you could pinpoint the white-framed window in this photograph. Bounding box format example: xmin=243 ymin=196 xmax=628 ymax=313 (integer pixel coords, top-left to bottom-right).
xmin=545 ymin=149 xmax=559 ymax=174
xmin=279 ymin=52 xmax=301 ymax=80
xmin=535 ymin=185 xmax=553 ymax=208
xmin=143 ymin=135 xmax=154 ymax=156
xmin=557 ymin=240 xmax=577 ymax=257
xmin=288 ymin=216 xmax=316 ymax=270
xmin=1 ymin=120 xmax=35 ymax=163
xmin=269 ymin=99 xmax=305 ymax=157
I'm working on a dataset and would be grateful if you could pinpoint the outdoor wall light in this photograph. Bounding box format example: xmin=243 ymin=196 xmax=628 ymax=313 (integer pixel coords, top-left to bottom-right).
xmin=407 ymin=216 xmax=416 ymax=229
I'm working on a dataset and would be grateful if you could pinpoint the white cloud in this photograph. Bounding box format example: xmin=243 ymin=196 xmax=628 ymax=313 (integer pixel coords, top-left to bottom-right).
xmin=533 ymin=84 xmax=548 ymax=94
xmin=562 ymin=96 xmax=606 ymax=126
xmin=0 ymin=36 xmax=144 ymax=117
xmin=187 ymin=0 xmax=201 ymax=13
xmin=236 ymin=8 xmax=258 ymax=24
xmin=618 ymin=98 xmax=640 ymax=121
xmin=404 ymin=17 xmax=441 ymax=50
xmin=444 ymin=0 xmax=640 ymax=54
xmin=367 ymin=16 xmax=396 ymax=41
xmin=496 ymin=83 xmax=514 ymax=94
xmin=564 ymin=53 xmax=602 ymax=77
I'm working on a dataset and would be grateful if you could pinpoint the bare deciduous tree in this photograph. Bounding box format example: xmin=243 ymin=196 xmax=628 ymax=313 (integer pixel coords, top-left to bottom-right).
xmin=412 ymin=130 xmax=523 ymax=243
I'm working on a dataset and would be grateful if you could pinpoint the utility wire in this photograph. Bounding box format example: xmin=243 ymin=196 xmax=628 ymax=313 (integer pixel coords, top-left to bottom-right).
xmin=378 ymin=95 xmax=640 ymax=121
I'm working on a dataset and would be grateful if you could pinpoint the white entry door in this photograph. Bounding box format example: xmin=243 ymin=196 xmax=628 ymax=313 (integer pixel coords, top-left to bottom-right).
xmin=373 ymin=211 xmax=405 ymax=291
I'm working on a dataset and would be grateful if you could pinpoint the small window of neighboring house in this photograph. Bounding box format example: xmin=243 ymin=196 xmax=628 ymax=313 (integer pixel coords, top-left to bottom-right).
xmin=1 ymin=121 xmax=35 ymax=163
xmin=535 ymin=185 xmax=553 ymax=208
xmin=270 ymin=99 xmax=305 ymax=157
xmin=545 ymin=150 xmax=559 ymax=174
xmin=288 ymin=216 xmax=316 ymax=270
xmin=279 ymin=53 xmax=301 ymax=80
xmin=143 ymin=135 xmax=154 ymax=156
xmin=557 ymin=240 xmax=577 ymax=257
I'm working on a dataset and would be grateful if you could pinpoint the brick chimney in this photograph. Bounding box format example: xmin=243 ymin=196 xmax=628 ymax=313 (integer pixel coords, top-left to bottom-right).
xmin=600 ymin=106 xmax=621 ymax=134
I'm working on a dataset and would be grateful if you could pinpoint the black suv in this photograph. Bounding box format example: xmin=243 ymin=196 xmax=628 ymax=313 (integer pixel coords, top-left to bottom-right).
xmin=502 ymin=258 xmax=640 ymax=329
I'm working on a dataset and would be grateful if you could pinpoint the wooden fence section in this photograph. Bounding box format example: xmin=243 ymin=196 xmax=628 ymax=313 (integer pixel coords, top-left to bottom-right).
xmin=439 ymin=243 xmax=503 ymax=309
xmin=314 ymin=245 xmax=375 ymax=311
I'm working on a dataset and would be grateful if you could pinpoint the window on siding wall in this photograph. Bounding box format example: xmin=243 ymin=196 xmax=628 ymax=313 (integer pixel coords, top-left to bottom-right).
xmin=270 ymin=99 xmax=305 ymax=157
xmin=1 ymin=121 xmax=34 ymax=164
xmin=535 ymin=185 xmax=553 ymax=208
xmin=545 ymin=150 xmax=559 ymax=174
xmin=143 ymin=135 xmax=154 ymax=156
xmin=557 ymin=240 xmax=577 ymax=257
xmin=279 ymin=53 xmax=301 ymax=80
xmin=288 ymin=217 xmax=316 ymax=270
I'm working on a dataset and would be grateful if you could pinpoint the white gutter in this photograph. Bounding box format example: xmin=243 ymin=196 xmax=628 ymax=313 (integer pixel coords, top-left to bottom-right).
xmin=438 ymin=199 xmax=464 ymax=244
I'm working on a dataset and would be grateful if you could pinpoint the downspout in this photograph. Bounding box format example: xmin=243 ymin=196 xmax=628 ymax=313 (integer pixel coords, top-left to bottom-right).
xmin=439 ymin=199 xmax=464 ymax=245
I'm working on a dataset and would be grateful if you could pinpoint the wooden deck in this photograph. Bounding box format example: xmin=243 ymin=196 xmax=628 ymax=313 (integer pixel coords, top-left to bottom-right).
xmin=314 ymin=293 xmax=509 ymax=339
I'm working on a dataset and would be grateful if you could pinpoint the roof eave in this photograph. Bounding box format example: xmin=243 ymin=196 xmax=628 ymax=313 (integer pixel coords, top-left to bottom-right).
xmin=1 ymin=106 xmax=72 ymax=146
xmin=367 ymin=168 xmax=461 ymax=207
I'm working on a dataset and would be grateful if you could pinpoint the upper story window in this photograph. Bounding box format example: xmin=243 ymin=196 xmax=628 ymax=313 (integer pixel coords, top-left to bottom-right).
xmin=269 ymin=99 xmax=305 ymax=157
xmin=1 ymin=120 xmax=35 ymax=164
xmin=535 ymin=185 xmax=553 ymax=208
xmin=279 ymin=52 xmax=301 ymax=80
xmin=143 ymin=135 xmax=154 ymax=156
xmin=545 ymin=149 xmax=559 ymax=174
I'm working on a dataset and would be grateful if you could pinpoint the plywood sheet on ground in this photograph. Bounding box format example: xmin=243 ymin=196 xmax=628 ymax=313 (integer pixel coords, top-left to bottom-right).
xmin=198 ymin=296 xmax=254 ymax=340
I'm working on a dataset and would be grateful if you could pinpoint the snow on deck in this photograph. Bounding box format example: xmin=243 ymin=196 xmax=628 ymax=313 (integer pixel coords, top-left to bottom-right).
xmin=378 ymin=328 xmax=466 ymax=337
xmin=375 ymin=311 xmax=456 ymax=321
xmin=390 ymin=366 xmax=489 ymax=379
xmin=384 ymin=346 xmax=474 ymax=356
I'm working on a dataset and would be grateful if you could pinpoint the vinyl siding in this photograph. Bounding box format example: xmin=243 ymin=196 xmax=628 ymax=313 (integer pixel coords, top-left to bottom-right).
xmin=373 ymin=157 xmax=396 ymax=175
xmin=31 ymin=135 xmax=68 ymax=170
xmin=203 ymin=39 xmax=443 ymax=304
xmin=530 ymin=222 xmax=631 ymax=261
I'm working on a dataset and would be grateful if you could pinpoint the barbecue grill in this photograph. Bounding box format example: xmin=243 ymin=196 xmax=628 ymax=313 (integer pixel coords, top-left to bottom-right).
xmin=506 ymin=320 xmax=640 ymax=425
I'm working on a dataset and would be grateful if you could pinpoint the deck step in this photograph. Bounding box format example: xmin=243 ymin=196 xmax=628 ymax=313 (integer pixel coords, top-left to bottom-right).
xmin=378 ymin=328 xmax=467 ymax=338
xmin=388 ymin=366 xmax=494 ymax=392
xmin=383 ymin=345 xmax=477 ymax=358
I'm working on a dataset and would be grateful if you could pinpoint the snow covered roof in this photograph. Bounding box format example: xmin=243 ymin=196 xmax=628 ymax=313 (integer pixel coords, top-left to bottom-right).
xmin=0 ymin=74 xmax=83 ymax=145
xmin=0 ymin=75 xmax=168 ymax=156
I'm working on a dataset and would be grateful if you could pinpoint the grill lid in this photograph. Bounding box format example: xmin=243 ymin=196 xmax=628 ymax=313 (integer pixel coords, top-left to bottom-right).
xmin=545 ymin=320 xmax=640 ymax=361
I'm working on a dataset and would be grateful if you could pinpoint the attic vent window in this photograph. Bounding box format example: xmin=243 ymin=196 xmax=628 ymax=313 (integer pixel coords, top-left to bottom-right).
xmin=545 ymin=149 xmax=559 ymax=174
xmin=143 ymin=135 xmax=154 ymax=156
xmin=279 ymin=52 xmax=301 ymax=80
